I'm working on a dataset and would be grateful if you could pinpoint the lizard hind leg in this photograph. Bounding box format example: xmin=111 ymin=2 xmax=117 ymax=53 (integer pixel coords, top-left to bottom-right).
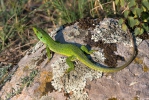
xmin=65 ymin=55 xmax=76 ymax=73
xmin=81 ymin=45 xmax=95 ymax=54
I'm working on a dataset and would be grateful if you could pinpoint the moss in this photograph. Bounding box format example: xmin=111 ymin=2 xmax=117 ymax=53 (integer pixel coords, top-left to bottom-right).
xmin=108 ymin=97 xmax=117 ymax=100
xmin=134 ymin=57 xmax=149 ymax=72
xmin=134 ymin=57 xmax=143 ymax=64
xmin=143 ymin=63 xmax=149 ymax=72
xmin=34 ymin=71 xmax=53 ymax=96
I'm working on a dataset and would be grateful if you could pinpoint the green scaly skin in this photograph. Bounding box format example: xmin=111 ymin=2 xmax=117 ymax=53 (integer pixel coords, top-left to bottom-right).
xmin=33 ymin=27 xmax=137 ymax=73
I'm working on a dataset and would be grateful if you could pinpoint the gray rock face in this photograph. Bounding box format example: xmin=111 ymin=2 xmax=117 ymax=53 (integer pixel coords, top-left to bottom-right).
xmin=0 ymin=18 xmax=149 ymax=100
xmin=138 ymin=40 xmax=149 ymax=57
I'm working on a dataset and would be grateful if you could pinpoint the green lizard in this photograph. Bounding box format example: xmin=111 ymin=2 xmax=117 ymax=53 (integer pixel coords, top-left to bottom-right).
xmin=33 ymin=27 xmax=137 ymax=73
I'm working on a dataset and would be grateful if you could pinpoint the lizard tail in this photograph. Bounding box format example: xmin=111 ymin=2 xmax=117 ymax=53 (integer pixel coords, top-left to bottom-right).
xmin=81 ymin=30 xmax=137 ymax=73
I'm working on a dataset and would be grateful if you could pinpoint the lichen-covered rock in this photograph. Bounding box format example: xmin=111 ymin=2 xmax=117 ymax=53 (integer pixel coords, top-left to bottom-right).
xmin=0 ymin=18 xmax=149 ymax=100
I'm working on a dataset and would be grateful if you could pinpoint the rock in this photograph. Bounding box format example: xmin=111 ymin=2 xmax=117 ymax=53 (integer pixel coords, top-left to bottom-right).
xmin=138 ymin=40 xmax=149 ymax=57
xmin=0 ymin=18 xmax=149 ymax=100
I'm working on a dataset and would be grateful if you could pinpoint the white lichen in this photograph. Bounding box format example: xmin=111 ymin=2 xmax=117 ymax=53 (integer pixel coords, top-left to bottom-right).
xmin=136 ymin=37 xmax=143 ymax=46
xmin=51 ymin=56 xmax=102 ymax=99
xmin=90 ymin=18 xmax=133 ymax=47
xmin=91 ymin=49 xmax=106 ymax=63
xmin=69 ymin=90 xmax=89 ymax=100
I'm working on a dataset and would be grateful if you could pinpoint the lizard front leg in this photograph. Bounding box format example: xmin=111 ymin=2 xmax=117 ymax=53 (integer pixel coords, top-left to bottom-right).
xmin=46 ymin=45 xmax=52 ymax=60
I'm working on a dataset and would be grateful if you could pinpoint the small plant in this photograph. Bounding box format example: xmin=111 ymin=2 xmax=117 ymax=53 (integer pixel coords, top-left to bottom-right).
xmin=0 ymin=0 xmax=31 ymax=52
xmin=21 ymin=69 xmax=38 ymax=87
xmin=0 ymin=64 xmax=12 ymax=87
xmin=115 ymin=0 xmax=149 ymax=35
xmin=5 ymin=69 xmax=38 ymax=99
xmin=51 ymin=0 xmax=95 ymax=24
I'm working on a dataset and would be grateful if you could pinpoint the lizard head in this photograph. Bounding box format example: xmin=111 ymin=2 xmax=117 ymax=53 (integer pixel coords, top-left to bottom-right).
xmin=33 ymin=27 xmax=50 ymax=44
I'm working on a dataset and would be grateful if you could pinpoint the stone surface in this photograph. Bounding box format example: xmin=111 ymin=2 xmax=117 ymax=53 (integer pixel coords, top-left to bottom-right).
xmin=0 ymin=18 xmax=149 ymax=100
